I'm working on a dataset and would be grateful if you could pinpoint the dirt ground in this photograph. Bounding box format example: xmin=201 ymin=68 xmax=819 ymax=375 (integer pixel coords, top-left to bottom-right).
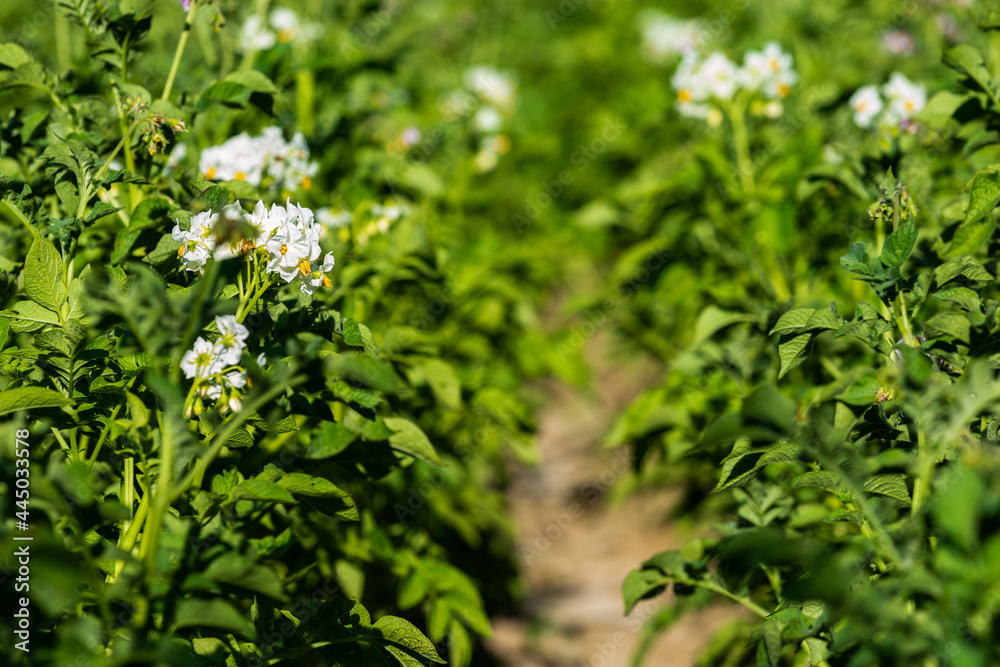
xmin=486 ymin=334 xmax=743 ymax=667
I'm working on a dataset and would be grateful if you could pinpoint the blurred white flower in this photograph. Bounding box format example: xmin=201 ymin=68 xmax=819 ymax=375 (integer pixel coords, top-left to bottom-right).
xmin=850 ymin=85 xmax=884 ymax=128
xmin=200 ymin=127 xmax=317 ymax=192
xmin=317 ymin=207 xmax=353 ymax=230
xmin=239 ymin=8 xmax=323 ymax=50
xmin=637 ymin=10 xmax=701 ymax=64
xmin=473 ymin=106 xmax=504 ymax=133
xmin=464 ymin=65 xmax=517 ymax=112
xmin=881 ymin=30 xmax=916 ymax=56
xmin=742 ymin=43 xmax=797 ymax=99
xmin=884 ymin=71 xmax=926 ymax=123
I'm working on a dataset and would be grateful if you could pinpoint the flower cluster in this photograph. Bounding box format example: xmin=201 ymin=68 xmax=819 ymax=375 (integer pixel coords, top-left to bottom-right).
xmin=636 ymin=10 xmax=701 ymax=64
xmin=358 ymin=202 xmax=408 ymax=245
xmin=240 ymin=8 xmax=323 ymax=50
xmin=849 ymin=72 xmax=926 ymax=130
xmin=172 ymin=199 xmax=335 ymax=295
xmin=461 ymin=66 xmax=517 ymax=172
xmin=671 ymin=43 xmax=797 ymax=122
xmin=181 ymin=315 xmax=255 ymax=411
xmin=200 ymin=126 xmax=318 ymax=192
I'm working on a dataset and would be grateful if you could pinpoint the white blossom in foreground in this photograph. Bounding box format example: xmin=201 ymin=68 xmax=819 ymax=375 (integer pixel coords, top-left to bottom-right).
xmin=171 ymin=199 xmax=335 ymax=293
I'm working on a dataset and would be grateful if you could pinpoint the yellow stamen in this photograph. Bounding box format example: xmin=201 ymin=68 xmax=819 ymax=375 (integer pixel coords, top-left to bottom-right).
xmin=777 ymin=83 xmax=790 ymax=98
xmin=234 ymin=171 xmax=245 ymax=181
xmin=178 ymin=244 xmax=186 ymax=257
xmin=321 ymin=273 xmax=332 ymax=288
xmin=678 ymin=89 xmax=693 ymax=104
xmin=298 ymin=259 xmax=312 ymax=276
xmin=302 ymin=176 xmax=312 ymax=190
xmin=280 ymin=244 xmax=288 ymax=256
xmin=206 ymin=166 xmax=216 ymax=179
xmin=278 ymin=28 xmax=294 ymax=43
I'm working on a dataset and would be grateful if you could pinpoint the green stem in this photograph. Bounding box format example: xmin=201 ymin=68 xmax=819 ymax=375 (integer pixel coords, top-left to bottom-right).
xmin=911 ymin=428 xmax=932 ymax=515
xmin=174 ymin=374 xmax=307 ymax=500
xmin=109 ymin=489 xmax=149 ymax=583
xmin=727 ymin=96 xmax=755 ymax=195
xmin=138 ymin=411 xmax=176 ymax=576
xmin=698 ymin=579 xmax=770 ymax=618
xmin=160 ymin=0 xmax=199 ymax=102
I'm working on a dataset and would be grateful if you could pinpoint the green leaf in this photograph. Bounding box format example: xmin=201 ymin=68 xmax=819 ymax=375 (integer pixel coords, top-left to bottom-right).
xmin=1 ymin=301 xmax=60 ymax=332
xmin=777 ymin=332 xmax=812 ymax=379
xmin=0 ymin=317 xmax=8 ymax=349
xmin=793 ymin=471 xmax=846 ymax=495
xmin=924 ymin=311 xmax=970 ymax=343
xmin=383 ymin=417 xmax=442 ymax=465
xmin=447 ymin=622 xmax=472 ymax=667
xmin=948 ymin=217 xmax=996 ymax=257
xmin=964 ymin=166 xmax=1000 ymax=224
xmin=232 ymin=479 xmax=297 ymax=504
xmin=931 ymin=466 xmax=984 ymax=550
xmin=173 ymin=598 xmax=256 ymax=639
xmin=223 ymin=69 xmax=279 ymax=94
xmin=914 ymin=90 xmax=970 ymax=129
xmin=943 ymin=45 xmax=995 ymax=96
xmin=0 ymin=43 xmax=31 ymax=69
xmin=373 ymin=615 xmax=447 ymax=665
xmin=203 ymin=553 xmax=287 ymax=601
xmin=276 ymin=472 xmax=359 ymax=520
xmin=196 ymin=81 xmax=252 ymax=111
xmin=112 ymin=197 xmax=172 ymax=264
xmin=863 ymin=474 xmax=911 ymax=504
xmin=307 ymin=421 xmax=357 ymax=458
xmin=840 ymin=242 xmax=874 ymax=276
xmin=24 ymin=236 xmax=66 ymax=313
xmin=0 ymin=386 xmax=74 ymax=415
xmin=411 ymin=357 xmax=462 ymax=410
xmin=622 ymin=568 xmax=670 ymax=615
xmin=769 ymin=308 xmax=842 ymax=336
xmin=691 ymin=305 xmax=756 ymax=346
xmin=741 ymin=386 xmax=797 ymax=435
xmin=880 ymin=221 xmax=917 ymax=268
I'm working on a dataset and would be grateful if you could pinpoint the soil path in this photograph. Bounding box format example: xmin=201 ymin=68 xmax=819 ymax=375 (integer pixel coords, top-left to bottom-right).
xmin=487 ymin=334 xmax=741 ymax=666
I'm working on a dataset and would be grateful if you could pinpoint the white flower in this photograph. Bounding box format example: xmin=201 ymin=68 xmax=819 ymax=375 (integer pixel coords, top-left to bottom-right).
xmin=300 ymin=252 xmax=335 ymax=295
xmin=742 ymin=43 xmax=796 ymax=99
xmin=240 ymin=14 xmax=276 ymax=51
xmin=316 ymin=207 xmax=352 ymax=230
xmin=473 ymin=106 xmax=503 ymax=133
xmin=264 ymin=201 xmax=322 ymax=283
xmin=214 ymin=315 xmax=249 ymax=365
xmin=199 ymin=127 xmax=318 ymax=192
xmin=637 ymin=10 xmax=701 ymax=64
xmin=883 ymin=71 xmax=925 ymax=123
xmin=399 ymin=126 xmax=422 ymax=148
xmin=700 ymin=53 xmax=739 ymax=100
xmin=181 ymin=337 xmax=225 ymax=380
xmin=464 ymin=66 xmax=517 ymax=112
xmin=881 ymin=30 xmax=916 ymax=56
xmin=849 ymin=86 xmax=884 ymax=128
